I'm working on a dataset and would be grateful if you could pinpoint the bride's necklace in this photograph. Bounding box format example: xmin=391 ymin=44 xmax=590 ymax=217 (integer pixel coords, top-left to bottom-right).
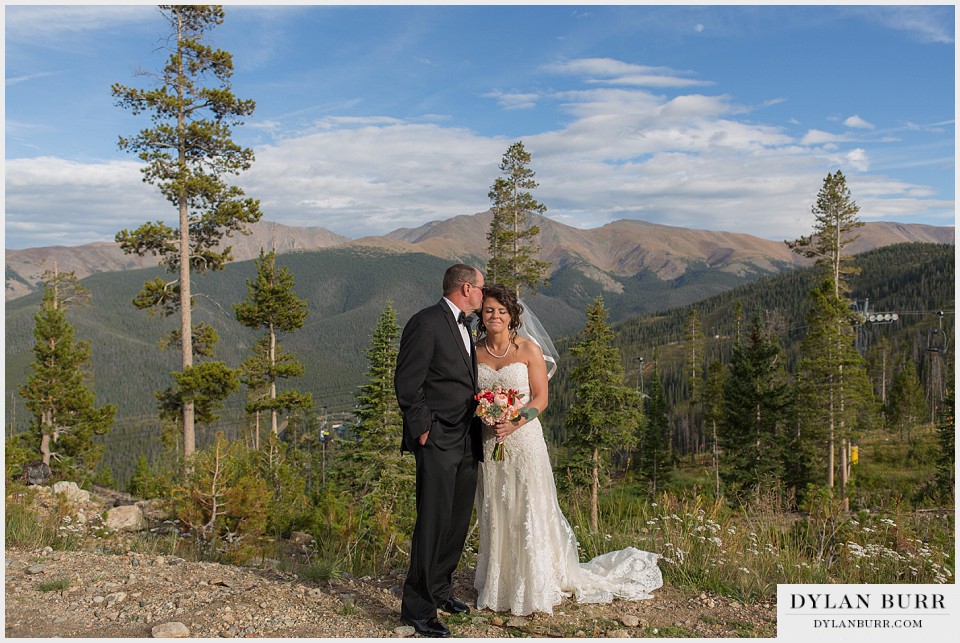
xmin=483 ymin=337 xmax=511 ymax=359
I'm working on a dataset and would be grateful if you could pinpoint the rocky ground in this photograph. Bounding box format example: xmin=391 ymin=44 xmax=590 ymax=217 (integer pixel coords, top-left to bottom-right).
xmin=4 ymin=485 xmax=776 ymax=638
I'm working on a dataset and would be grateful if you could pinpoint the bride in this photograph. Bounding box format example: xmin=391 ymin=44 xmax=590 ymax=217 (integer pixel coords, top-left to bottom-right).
xmin=473 ymin=284 xmax=663 ymax=616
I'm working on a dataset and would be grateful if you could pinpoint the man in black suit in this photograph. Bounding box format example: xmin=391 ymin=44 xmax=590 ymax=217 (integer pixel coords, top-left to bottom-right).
xmin=395 ymin=263 xmax=485 ymax=638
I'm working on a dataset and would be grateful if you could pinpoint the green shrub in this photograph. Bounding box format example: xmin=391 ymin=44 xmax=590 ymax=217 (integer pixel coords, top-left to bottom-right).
xmin=37 ymin=577 xmax=71 ymax=592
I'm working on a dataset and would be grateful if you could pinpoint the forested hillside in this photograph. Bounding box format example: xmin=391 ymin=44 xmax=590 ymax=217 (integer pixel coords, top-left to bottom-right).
xmin=5 ymin=242 xmax=953 ymax=484
xmin=545 ymin=243 xmax=955 ymax=452
xmin=5 ymin=248 xmax=460 ymax=481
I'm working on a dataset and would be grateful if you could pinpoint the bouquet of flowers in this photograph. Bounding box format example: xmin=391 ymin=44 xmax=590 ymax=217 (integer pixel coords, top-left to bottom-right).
xmin=474 ymin=385 xmax=524 ymax=461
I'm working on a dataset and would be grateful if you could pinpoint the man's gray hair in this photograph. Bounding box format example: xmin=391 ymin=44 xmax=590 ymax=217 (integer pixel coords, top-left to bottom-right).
xmin=442 ymin=264 xmax=479 ymax=296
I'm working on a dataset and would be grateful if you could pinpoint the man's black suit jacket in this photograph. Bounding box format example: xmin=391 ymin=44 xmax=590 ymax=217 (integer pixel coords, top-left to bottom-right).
xmin=395 ymin=299 xmax=482 ymax=459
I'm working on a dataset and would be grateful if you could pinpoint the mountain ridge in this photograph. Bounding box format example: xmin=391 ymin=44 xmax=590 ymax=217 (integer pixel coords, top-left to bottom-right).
xmin=6 ymin=213 xmax=953 ymax=301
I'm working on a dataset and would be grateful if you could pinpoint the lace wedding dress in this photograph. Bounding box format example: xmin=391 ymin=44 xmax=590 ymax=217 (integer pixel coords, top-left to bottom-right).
xmin=474 ymin=362 xmax=663 ymax=616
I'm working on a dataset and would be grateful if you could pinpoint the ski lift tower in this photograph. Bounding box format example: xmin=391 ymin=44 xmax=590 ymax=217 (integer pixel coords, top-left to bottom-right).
xmin=925 ymin=311 xmax=950 ymax=420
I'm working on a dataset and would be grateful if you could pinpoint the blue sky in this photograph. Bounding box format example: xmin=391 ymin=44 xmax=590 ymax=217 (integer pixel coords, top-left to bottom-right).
xmin=4 ymin=2 xmax=955 ymax=249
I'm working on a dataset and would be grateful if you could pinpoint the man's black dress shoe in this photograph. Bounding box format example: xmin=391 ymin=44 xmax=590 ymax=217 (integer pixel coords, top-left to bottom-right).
xmin=438 ymin=596 xmax=470 ymax=615
xmin=400 ymin=616 xmax=451 ymax=638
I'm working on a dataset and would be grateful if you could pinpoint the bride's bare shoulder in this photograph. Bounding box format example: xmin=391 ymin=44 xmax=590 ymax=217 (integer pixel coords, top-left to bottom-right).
xmin=515 ymin=335 xmax=544 ymax=359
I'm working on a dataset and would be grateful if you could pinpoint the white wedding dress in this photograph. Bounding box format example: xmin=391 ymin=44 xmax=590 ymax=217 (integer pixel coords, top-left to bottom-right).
xmin=474 ymin=361 xmax=663 ymax=616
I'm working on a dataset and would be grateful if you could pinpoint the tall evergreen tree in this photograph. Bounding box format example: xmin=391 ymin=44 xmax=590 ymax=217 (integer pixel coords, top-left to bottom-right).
xmin=795 ymin=279 xmax=875 ymax=507
xmin=340 ymin=302 xmax=409 ymax=493
xmin=564 ymin=297 xmax=642 ymax=531
xmin=684 ymin=308 xmax=705 ymax=405
xmin=702 ymin=359 xmax=726 ymax=497
xmin=933 ymin=370 xmax=955 ymax=500
xmin=719 ymin=315 xmax=793 ymax=496
xmin=113 ymin=5 xmax=262 ymax=459
xmin=486 ymin=141 xmax=550 ymax=297
xmin=234 ymin=248 xmax=312 ymax=442
xmin=786 ymin=170 xmax=864 ymax=297
xmin=640 ymin=365 xmax=671 ymax=494
xmin=337 ymin=302 xmax=415 ymax=568
xmin=19 ymin=268 xmax=116 ymax=479
xmin=787 ymin=170 xmax=868 ymax=506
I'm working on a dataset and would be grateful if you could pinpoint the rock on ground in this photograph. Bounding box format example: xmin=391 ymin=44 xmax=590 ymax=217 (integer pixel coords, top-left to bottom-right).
xmin=105 ymin=505 xmax=147 ymax=532
xmin=51 ymin=481 xmax=90 ymax=504
xmin=151 ymin=622 xmax=190 ymax=638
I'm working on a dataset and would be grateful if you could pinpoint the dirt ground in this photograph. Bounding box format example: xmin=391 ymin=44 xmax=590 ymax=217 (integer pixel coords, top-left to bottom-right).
xmin=4 ymin=484 xmax=776 ymax=638
xmin=4 ymin=545 xmax=776 ymax=639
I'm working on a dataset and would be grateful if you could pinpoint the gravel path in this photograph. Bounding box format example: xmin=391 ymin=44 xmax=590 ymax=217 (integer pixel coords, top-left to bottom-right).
xmin=4 ymin=546 xmax=776 ymax=638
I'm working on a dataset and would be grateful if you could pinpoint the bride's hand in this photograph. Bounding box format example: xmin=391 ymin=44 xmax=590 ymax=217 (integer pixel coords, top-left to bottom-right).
xmin=493 ymin=418 xmax=521 ymax=441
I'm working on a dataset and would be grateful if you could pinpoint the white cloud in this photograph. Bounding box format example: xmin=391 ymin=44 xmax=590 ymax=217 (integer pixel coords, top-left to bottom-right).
xmin=483 ymin=90 xmax=541 ymax=111
xmin=844 ymin=115 xmax=875 ymax=129
xmin=4 ymin=157 xmax=169 ymax=248
xmin=801 ymin=129 xmax=854 ymax=146
xmin=6 ymin=71 xmax=64 ymax=87
xmin=5 ymin=54 xmax=951 ymax=249
xmin=845 ymin=148 xmax=870 ymax=172
xmin=5 ymin=5 xmax=155 ymax=44
xmin=237 ymin=123 xmax=505 ymax=237
xmin=544 ymin=58 xmax=710 ymax=89
xmin=851 ymin=6 xmax=955 ymax=45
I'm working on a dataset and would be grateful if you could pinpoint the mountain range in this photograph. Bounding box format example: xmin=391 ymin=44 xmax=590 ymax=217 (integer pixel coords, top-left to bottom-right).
xmin=6 ymin=204 xmax=953 ymax=486
xmin=6 ymin=212 xmax=953 ymax=301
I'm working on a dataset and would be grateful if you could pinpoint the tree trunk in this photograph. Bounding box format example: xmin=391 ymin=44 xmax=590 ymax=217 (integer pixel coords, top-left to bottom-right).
xmin=270 ymin=323 xmax=278 ymax=435
xmin=712 ymin=418 xmax=720 ymax=497
xmin=180 ymin=198 xmax=195 ymax=459
xmin=839 ymin=440 xmax=849 ymax=511
xmin=176 ymin=12 xmax=195 ymax=461
xmin=652 ymin=449 xmax=658 ymax=496
xmin=512 ymin=188 xmax=521 ymax=299
xmin=838 ymin=350 xmax=848 ymax=511
xmin=40 ymin=431 xmax=52 ymax=466
xmin=881 ymin=350 xmax=887 ymax=405
xmin=590 ymin=447 xmax=599 ymax=532
xmin=827 ymin=393 xmax=835 ymax=492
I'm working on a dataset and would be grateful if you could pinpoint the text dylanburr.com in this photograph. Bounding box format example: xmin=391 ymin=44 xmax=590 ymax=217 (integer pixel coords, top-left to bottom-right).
xmin=777 ymin=584 xmax=957 ymax=642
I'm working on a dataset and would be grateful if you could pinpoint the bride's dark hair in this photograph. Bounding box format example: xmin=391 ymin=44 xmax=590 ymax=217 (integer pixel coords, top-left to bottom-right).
xmin=477 ymin=284 xmax=524 ymax=338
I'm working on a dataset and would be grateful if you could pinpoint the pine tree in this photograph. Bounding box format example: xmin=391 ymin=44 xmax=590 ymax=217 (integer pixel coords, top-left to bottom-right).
xmin=564 ymin=297 xmax=642 ymax=531
xmin=128 ymin=453 xmax=159 ymax=498
xmin=786 ymin=170 xmax=864 ymax=298
xmin=640 ymin=365 xmax=671 ymax=494
xmin=92 ymin=464 xmax=116 ymax=489
xmin=887 ymin=359 xmax=927 ymax=443
xmin=702 ymin=359 xmax=726 ymax=497
xmin=933 ymin=370 xmax=954 ymax=500
xmin=787 ymin=171 xmax=869 ymax=508
xmin=171 ymin=432 xmax=269 ymax=564
xmin=19 ymin=268 xmax=116 ymax=480
xmin=234 ymin=248 xmax=313 ymax=442
xmin=719 ymin=315 xmax=793 ymax=497
xmin=337 ymin=302 xmax=415 ymax=570
xmin=250 ymin=433 xmax=311 ymax=538
xmin=795 ymin=279 xmax=875 ymax=507
xmin=486 ymin=141 xmax=550 ymax=297
xmin=684 ymin=308 xmax=705 ymax=404
xmin=156 ymin=361 xmax=240 ymax=428
xmin=340 ymin=302 xmax=409 ymax=494
xmin=113 ymin=5 xmax=262 ymax=459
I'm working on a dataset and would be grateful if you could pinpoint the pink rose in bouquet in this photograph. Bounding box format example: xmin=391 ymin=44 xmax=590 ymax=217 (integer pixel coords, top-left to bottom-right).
xmin=474 ymin=385 xmax=524 ymax=461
